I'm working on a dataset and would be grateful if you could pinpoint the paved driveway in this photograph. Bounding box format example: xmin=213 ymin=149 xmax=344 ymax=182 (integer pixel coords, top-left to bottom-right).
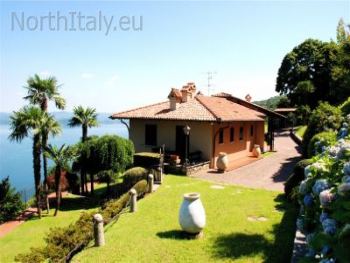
xmin=193 ymin=131 xmax=301 ymax=191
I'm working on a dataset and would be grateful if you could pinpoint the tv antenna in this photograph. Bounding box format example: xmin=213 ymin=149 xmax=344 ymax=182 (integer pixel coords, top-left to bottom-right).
xmin=204 ymin=71 xmax=217 ymax=95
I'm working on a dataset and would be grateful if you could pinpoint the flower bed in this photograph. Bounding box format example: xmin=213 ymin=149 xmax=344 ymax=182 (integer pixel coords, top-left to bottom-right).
xmin=297 ymin=120 xmax=350 ymax=262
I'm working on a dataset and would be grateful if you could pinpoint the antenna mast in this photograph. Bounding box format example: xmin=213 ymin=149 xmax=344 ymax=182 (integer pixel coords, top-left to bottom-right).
xmin=205 ymin=71 xmax=217 ymax=95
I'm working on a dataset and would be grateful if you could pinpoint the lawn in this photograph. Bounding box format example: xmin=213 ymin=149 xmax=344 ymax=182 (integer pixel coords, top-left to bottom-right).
xmin=0 ymin=184 xmax=108 ymax=263
xmin=73 ymin=175 xmax=297 ymax=263
xmin=295 ymin=125 xmax=307 ymax=138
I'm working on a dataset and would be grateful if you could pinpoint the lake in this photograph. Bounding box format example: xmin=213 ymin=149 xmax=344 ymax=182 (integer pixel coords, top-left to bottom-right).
xmin=0 ymin=115 xmax=128 ymax=198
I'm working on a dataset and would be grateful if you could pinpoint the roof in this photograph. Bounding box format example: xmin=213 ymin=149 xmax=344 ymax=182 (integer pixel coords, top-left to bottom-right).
xmin=111 ymin=94 xmax=268 ymax=122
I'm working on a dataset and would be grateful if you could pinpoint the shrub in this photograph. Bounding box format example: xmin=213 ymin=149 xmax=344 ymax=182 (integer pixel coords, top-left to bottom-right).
xmin=0 ymin=177 xmax=24 ymax=224
xmin=308 ymin=131 xmax=337 ymax=157
xmin=101 ymin=179 xmax=148 ymax=223
xmin=134 ymin=152 xmax=160 ymax=168
xmin=15 ymin=179 xmax=149 ymax=262
xmin=284 ymin=159 xmax=313 ymax=200
xmin=302 ymin=102 xmax=343 ymax=157
xmin=340 ymin=97 xmax=350 ymax=116
xmin=122 ymin=167 xmax=148 ymax=190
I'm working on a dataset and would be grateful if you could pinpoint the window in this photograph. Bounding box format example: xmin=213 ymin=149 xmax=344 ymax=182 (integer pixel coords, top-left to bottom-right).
xmin=145 ymin=124 xmax=157 ymax=146
xmin=230 ymin=127 xmax=234 ymax=142
xmin=250 ymin=125 xmax=254 ymax=137
xmin=239 ymin=127 xmax=244 ymax=140
xmin=218 ymin=128 xmax=224 ymax=144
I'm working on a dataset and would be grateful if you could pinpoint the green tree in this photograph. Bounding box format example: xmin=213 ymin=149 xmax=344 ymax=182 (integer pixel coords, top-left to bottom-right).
xmin=0 ymin=177 xmax=24 ymax=223
xmin=78 ymin=135 xmax=134 ymax=195
xmin=276 ymin=39 xmax=339 ymax=108
xmin=23 ymin=74 xmax=66 ymax=198
xmin=302 ymin=102 xmax=343 ymax=157
xmin=9 ymin=106 xmax=61 ymax=218
xmin=68 ymin=106 xmax=99 ymax=194
xmin=332 ymin=20 xmax=350 ymax=102
xmin=45 ymin=144 xmax=75 ymax=216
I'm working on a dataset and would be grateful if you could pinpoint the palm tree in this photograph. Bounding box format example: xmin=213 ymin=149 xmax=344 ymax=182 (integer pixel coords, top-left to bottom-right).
xmin=9 ymin=106 xmax=61 ymax=218
xmin=23 ymin=74 xmax=66 ymax=197
xmin=45 ymin=144 xmax=75 ymax=216
xmin=68 ymin=106 xmax=99 ymax=194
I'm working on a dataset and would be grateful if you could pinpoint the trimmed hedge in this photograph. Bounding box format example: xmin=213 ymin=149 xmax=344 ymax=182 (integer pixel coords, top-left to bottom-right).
xmin=133 ymin=152 xmax=160 ymax=168
xmin=15 ymin=180 xmax=149 ymax=263
xmin=284 ymin=159 xmax=313 ymax=200
xmin=122 ymin=167 xmax=148 ymax=190
xmin=307 ymin=131 xmax=337 ymax=157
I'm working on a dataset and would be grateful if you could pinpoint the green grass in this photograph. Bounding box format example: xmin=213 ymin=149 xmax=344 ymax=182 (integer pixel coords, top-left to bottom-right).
xmin=73 ymin=175 xmax=297 ymax=263
xmin=295 ymin=125 xmax=307 ymax=138
xmin=0 ymin=184 xmax=108 ymax=263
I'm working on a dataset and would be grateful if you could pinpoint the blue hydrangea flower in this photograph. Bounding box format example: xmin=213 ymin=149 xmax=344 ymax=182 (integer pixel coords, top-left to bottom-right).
xmin=338 ymin=183 xmax=350 ymax=196
xmin=338 ymin=127 xmax=348 ymax=139
xmin=303 ymin=194 xmax=313 ymax=207
xmin=343 ymin=163 xmax=350 ymax=176
xmin=319 ymin=212 xmax=328 ymax=223
xmin=296 ymin=218 xmax=304 ymax=232
xmin=322 ymin=218 xmax=337 ymax=235
xmin=321 ymin=245 xmax=331 ymax=256
xmin=320 ymin=258 xmax=335 ymax=263
xmin=342 ymin=175 xmax=350 ymax=183
xmin=299 ymin=180 xmax=309 ymax=195
xmin=305 ymin=248 xmax=315 ymax=257
xmin=304 ymin=165 xmax=312 ymax=177
xmin=312 ymin=179 xmax=330 ymax=195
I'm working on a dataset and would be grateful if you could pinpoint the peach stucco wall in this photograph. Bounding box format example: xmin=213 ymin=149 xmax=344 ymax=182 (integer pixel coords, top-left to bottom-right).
xmin=212 ymin=121 xmax=265 ymax=167
xmin=129 ymin=119 xmax=265 ymax=168
xmin=129 ymin=119 xmax=213 ymax=161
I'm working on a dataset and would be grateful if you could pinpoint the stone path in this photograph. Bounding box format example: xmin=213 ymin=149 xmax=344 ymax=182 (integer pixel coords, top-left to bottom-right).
xmin=193 ymin=130 xmax=302 ymax=191
xmin=0 ymin=207 xmax=37 ymax=238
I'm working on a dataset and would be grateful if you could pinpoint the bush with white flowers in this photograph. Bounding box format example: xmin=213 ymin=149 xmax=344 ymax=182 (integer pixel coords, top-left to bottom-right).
xmin=297 ymin=118 xmax=350 ymax=262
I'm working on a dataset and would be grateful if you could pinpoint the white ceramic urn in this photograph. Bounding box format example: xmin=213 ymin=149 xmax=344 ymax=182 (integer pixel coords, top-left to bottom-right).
xmin=216 ymin=152 xmax=228 ymax=172
xmin=252 ymin=144 xmax=261 ymax=157
xmin=179 ymin=193 xmax=206 ymax=234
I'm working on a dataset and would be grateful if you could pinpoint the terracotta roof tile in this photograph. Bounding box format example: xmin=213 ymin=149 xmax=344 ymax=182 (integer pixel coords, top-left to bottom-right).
xmin=111 ymin=94 xmax=266 ymax=122
xmin=111 ymin=99 xmax=216 ymax=121
xmin=196 ymin=95 xmax=265 ymax=121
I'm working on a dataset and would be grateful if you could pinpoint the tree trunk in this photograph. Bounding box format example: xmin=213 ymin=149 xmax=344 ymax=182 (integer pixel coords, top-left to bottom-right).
xmin=54 ymin=167 xmax=61 ymax=216
xmin=82 ymin=125 xmax=88 ymax=142
xmin=90 ymin=174 xmax=94 ymax=195
xmin=42 ymin=132 xmax=50 ymax=213
xmin=80 ymin=171 xmax=85 ymax=194
xmin=33 ymin=134 xmax=42 ymax=218
xmin=81 ymin=124 xmax=88 ymax=194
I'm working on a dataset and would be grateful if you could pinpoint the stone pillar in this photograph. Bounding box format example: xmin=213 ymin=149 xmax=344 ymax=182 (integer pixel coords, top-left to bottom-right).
xmin=93 ymin=213 xmax=105 ymax=247
xmin=129 ymin=188 xmax=137 ymax=212
xmin=158 ymin=167 xmax=163 ymax=184
xmin=148 ymin=174 xmax=154 ymax=193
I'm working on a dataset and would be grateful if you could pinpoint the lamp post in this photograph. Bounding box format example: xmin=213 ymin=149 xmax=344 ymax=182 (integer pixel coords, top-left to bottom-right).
xmin=183 ymin=125 xmax=191 ymax=166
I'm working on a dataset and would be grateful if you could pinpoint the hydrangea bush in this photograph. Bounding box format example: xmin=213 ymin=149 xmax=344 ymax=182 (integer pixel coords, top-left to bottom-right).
xmin=297 ymin=119 xmax=350 ymax=262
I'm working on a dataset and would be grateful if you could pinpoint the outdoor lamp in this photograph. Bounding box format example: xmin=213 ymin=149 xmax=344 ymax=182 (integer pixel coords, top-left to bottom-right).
xmin=183 ymin=125 xmax=191 ymax=135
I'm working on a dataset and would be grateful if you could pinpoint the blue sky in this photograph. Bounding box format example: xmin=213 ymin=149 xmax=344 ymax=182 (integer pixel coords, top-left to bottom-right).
xmin=0 ymin=0 xmax=349 ymax=113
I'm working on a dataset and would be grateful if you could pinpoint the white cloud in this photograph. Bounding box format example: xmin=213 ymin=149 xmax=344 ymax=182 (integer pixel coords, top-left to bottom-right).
xmin=81 ymin=73 xmax=95 ymax=79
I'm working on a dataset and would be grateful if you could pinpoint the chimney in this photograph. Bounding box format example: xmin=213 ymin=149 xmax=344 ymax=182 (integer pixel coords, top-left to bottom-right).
xmin=170 ymin=97 xmax=177 ymax=110
xmin=181 ymin=82 xmax=196 ymax=102
xmin=168 ymin=88 xmax=181 ymax=111
xmin=245 ymin=94 xmax=252 ymax=103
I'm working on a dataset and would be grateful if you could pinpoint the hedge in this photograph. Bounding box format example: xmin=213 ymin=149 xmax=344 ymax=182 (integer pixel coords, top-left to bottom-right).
xmin=133 ymin=152 xmax=160 ymax=168
xmin=15 ymin=180 xmax=149 ymax=263
xmin=122 ymin=167 xmax=148 ymax=190
xmin=284 ymin=159 xmax=313 ymax=200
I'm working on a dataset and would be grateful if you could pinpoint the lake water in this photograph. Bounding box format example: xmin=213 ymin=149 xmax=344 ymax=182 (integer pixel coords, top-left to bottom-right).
xmin=0 ymin=122 xmax=128 ymax=196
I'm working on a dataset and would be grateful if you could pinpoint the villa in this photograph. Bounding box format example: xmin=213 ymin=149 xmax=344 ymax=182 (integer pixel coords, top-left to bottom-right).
xmin=111 ymin=82 xmax=283 ymax=169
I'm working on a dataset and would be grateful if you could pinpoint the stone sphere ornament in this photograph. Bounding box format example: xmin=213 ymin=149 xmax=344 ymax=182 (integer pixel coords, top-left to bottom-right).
xmin=179 ymin=193 xmax=206 ymax=236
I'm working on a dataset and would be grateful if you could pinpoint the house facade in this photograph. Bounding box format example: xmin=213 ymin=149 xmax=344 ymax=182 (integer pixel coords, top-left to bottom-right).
xmin=111 ymin=82 xmax=282 ymax=168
